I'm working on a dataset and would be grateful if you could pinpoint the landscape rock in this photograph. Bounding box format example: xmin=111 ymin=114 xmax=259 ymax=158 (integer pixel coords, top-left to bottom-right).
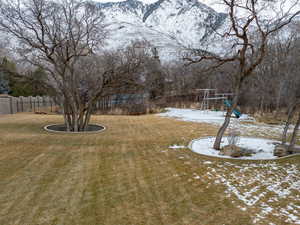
xmin=274 ymin=145 xmax=289 ymax=157
xmin=274 ymin=145 xmax=300 ymax=157
xmin=220 ymin=145 xmax=244 ymax=158
xmin=293 ymin=147 xmax=300 ymax=154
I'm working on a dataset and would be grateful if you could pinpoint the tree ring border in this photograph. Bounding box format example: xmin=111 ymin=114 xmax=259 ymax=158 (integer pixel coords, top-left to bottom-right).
xmin=188 ymin=136 xmax=300 ymax=161
xmin=44 ymin=124 xmax=106 ymax=134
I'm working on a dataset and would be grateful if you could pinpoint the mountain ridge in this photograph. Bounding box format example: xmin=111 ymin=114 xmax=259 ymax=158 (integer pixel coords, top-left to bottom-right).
xmin=95 ymin=0 xmax=228 ymax=59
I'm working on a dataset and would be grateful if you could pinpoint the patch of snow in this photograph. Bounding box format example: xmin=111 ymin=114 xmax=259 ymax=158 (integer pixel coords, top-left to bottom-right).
xmin=160 ymin=108 xmax=253 ymax=125
xmin=160 ymin=108 xmax=300 ymax=223
xmin=261 ymin=203 xmax=273 ymax=215
xmin=204 ymin=162 xmax=300 ymax=224
xmin=280 ymin=208 xmax=300 ymax=224
xmin=169 ymin=145 xmax=186 ymax=149
xmin=159 ymin=108 xmax=294 ymax=138
xmin=190 ymin=137 xmax=278 ymax=160
xmin=193 ymin=174 xmax=201 ymax=179
xmin=199 ymin=0 xmax=300 ymax=16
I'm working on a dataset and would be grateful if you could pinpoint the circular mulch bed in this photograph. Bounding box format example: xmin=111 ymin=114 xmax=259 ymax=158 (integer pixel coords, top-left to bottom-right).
xmin=44 ymin=124 xmax=105 ymax=134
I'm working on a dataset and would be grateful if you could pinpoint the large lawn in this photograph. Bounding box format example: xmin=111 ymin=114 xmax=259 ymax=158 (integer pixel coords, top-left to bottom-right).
xmin=0 ymin=113 xmax=299 ymax=225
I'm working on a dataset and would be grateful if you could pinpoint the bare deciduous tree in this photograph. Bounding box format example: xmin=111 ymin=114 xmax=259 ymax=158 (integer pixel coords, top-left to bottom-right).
xmin=0 ymin=0 xmax=113 ymax=131
xmin=282 ymin=88 xmax=300 ymax=152
xmin=185 ymin=0 xmax=300 ymax=150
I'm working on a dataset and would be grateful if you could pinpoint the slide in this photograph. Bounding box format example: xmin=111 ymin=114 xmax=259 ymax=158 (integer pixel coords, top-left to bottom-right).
xmin=224 ymin=100 xmax=242 ymax=118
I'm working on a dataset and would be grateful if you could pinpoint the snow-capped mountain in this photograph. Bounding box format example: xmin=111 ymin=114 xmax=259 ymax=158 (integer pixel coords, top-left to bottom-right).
xmin=97 ymin=0 xmax=300 ymax=60
xmin=97 ymin=0 xmax=227 ymax=59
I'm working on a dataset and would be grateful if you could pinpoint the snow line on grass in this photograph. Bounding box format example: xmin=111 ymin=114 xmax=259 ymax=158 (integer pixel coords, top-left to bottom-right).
xmin=205 ymin=162 xmax=300 ymax=224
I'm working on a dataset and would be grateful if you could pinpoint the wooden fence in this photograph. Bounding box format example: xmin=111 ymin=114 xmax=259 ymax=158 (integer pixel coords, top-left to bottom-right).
xmin=0 ymin=95 xmax=55 ymax=114
xmin=0 ymin=94 xmax=148 ymax=115
xmin=0 ymin=93 xmax=214 ymax=115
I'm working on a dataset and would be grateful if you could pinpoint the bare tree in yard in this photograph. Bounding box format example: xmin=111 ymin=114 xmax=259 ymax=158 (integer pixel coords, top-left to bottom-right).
xmin=282 ymin=99 xmax=300 ymax=152
xmin=289 ymin=112 xmax=300 ymax=152
xmin=281 ymin=78 xmax=300 ymax=152
xmin=268 ymin=36 xmax=295 ymax=115
xmin=0 ymin=0 xmax=114 ymax=131
xmin=185 ymin=0 xmax=300 ymax=150
xmin=144 ymin=48 xmax=166 ymax=100
xmin=248 ymin=35 xmax=295 ymax=113
xmin=279 ymin=24 xmax=300 ymax=152
xmin=0 ymin=38 xmax=12 ymax=94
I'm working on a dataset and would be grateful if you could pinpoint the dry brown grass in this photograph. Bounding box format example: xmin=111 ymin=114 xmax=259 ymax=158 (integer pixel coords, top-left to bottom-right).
xmin=255 ymin=112 xmax=299 ymax=125
xmin=0 ymin=113 xmax=299 ymax=225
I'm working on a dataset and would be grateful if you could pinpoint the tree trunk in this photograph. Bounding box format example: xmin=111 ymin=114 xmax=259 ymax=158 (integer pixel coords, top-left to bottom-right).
xmin=259 ymin=95 xmax=264 ymax=114
xmin=213 ymin=83 xmax=240 ymax=150
xmin=83 ymin=111 xmax=92 ymax=131
xmin=275 ymin=82 xmax=283 ymax=118
xmin=82 ymin=105 xmax=93 ymax=131
xmin=74 ymin=115 xmax=79 ymax=132
xmin=282 ymin=102 xmax=297 ymax=144
xmin=62 ymin=98 xmax=94 ymax=132
xmin=213 ymin=109 xmax=234 ymax=150
xmin=288 ymin=112 xmax=300 ymax=153
xmin=62 ymin=102 xmax=71 ymax=132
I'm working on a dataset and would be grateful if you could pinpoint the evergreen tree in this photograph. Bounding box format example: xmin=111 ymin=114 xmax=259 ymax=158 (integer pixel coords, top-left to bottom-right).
xmin=0 ymin=57 xmax=15 ymax=94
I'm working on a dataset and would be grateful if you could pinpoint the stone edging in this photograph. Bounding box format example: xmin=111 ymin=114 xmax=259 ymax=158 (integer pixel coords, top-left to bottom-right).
xmin=188 ymin=136 xmax=300 ymax=161
xmin=44 ymin=124 xmax=106 ymax=134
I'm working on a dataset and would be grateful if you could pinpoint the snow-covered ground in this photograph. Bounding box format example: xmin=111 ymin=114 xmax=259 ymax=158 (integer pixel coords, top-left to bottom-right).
xmin=190 ymin=137 xmax=279 ymax=160
xmin=159 ymin=108 xmax=298 ymax=160
xmin=205 ymin=161 xmax=300 ymax=224
xmin=159 ymin=108 xmax=292 ymax=138
xmin=162 ymin=108 xmax=300 ymax=223
xmin=160 ymin=108 xmax=253 ymax=125
xmin=166 ymin=146 xmax=300 ymax=224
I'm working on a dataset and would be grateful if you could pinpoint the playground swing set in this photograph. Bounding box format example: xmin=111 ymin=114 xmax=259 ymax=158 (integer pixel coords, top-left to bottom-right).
xmin=196 ymin=89 xmax=242 ymax=118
